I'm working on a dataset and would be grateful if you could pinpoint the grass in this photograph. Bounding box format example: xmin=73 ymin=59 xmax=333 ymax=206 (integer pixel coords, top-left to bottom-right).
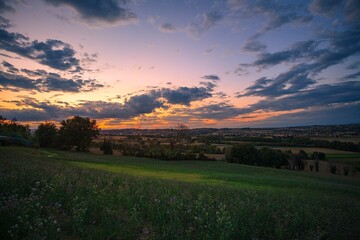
xmin=1 ymin=146 xmax=360 ymax=239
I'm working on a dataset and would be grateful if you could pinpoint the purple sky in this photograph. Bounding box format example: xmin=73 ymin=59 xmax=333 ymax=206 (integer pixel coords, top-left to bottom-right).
xmin=0 ymin=0 xmax=359 ymax=129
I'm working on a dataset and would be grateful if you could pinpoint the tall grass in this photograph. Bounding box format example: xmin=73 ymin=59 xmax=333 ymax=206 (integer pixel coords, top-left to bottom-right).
xmin=1 ymin=147 xmax=359 ymax=239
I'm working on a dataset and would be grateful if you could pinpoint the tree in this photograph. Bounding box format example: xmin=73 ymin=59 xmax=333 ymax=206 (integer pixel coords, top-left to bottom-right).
xmin=225 ymin=144 xmax=259 ymax=165
xmin=100 ymin=138 xmax=113 ymax=155
xmin=58 ymin=116 xmax=100 ymax=151
xmin=0 ymin=115 xmax=31 ymax=141
xmin=35 ymin=122 xmax=58 ymax=148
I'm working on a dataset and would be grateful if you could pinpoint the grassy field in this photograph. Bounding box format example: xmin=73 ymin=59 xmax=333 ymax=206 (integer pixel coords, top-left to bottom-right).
xmin=1 ymin=146 xmax=360 ymax=239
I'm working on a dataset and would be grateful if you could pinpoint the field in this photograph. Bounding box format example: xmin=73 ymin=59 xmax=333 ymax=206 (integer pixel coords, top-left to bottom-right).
xmin=270 ymin=147 xmax=360 ymax=171
xmin=1 ymin=146 xmax=360 ymax=239
xmin=310 ymin=136 xmax=360 ymax=144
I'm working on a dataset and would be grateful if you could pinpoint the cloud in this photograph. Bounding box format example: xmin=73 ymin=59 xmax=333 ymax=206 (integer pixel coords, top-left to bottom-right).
xmin=158 ymin=23 xmax=181 ymax=33
xmin=0 ymin=71 xmax=40 ymax=91
xmin=1 ymin=60 xmax=19 ymax=73
xmin=162 ymin=86 xmax=213 ymax=106
xmin=309 ymin=0 xmax=343 ymax=16
xmin=43 ymin=0 xmax=137 ymax=26
xmin=228 ymin=0 xmax=312 ymax=32
xmin=0 ymin=64 xmax=104 ymax=92
xmin=2 ymin=80 xmax=359 ymax=125
xmin=238 ymin=24 xmax=360 ymax=98
xmin=310 ymin=0 xmax=360 ymax=23
xmin=0 ymin=91 xmax=165 ymax=121
xmin=346 ymin=61 xmax=360 ymax=70
xmin=0 ymin=80 xmax=217 ymax=121
xmin=252 ymin=40 xmax=319 ymax=69
xmin=249 ymin=81 xmax=360 ymax=112
xmin=238 ymin=64 xmax=316 ymax=98
xmin=344 ymin=0 xmax=360 ymax=23
xmin=191 ymin=102 xmax=250 ymax=120
xmin=242 ymin=38 xmax=267 ymax=52
xmin=341 ymin=71 xmax=360 ymax=80
xmin=252 ymin=103 xmax=360 ymax=127
xmin=201 ymin=74 xmax=220 ymax=81
xmin=0 ymin=16 xmax=12 ymax=28
xmin=0 ymin=22 xmax=82 ymax=72
xmin=0 ymin=0 xmax=15 ymax=13
xmin=187 ymin=11 xmax=223 ymax=38
xmin=309 ymin=0 xmax=360 ymax=24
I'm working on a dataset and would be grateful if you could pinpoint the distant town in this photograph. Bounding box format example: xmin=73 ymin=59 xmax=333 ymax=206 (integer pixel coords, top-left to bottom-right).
xmin=101 ymin=124 xmax=360 ymax=138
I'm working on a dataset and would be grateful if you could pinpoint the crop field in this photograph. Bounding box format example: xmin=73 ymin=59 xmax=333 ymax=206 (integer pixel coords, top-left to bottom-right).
xmin=1 ymin=146 xmax=360 ymax=239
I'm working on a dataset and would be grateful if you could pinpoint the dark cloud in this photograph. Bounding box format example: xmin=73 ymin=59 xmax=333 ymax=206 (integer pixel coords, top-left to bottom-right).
xmin=342 ymin=71 xmax=360 ymax=80
xmin=0 ymin=80 xmax=217 ymax=121
xmin=228 ymin=0 xmax=312 ymax=32
xmin=0 ymin=0 xmax=15 ymax=13
xmin=0 ymin=71 xmax=39 ymax=91
xmin=242 ymin=38 xmax=267 ymax=52
xmin=309 ymin=0 xmax=343 ymax=16
xmin=0 ymin=68 xmax=104 ymax=92
xmin=122 ymin=92 xmax=164 ymax=116
xmin=0 ymin=23 xmax=82 ymax=72
xmin=44 ymin=0 xmax=137 ymax=26
xmin=201 ymin=74 xmax=220 ymax=81
xmin=344 ymin=0 xmax=360 ymax=23
xmin=346 ymin=61 xmax=360 ymax=70
xmin=239 ymin=23 xmax=360 ymax=98
xmin=1 ymin=60 xmax=19 ymax=73
xmin=188 ymin=11 xmax=223 ymax=38
xmin=158 ymin=23 xmax=181 ymax=33
xmin=252 ymin=40 xmax=319 ymax=69
xmin=310 ymin=0 xmax=360 ymax=23
xmin=0 ymin=16 xmax=12 ymax=28
xmin=2 ymin=80 xmax=359 ymax=124
xmin=249 ymin=81 xmax=360 ymax=112
xmin=162 ymin=86 xmax=212 ymax=106
xmin=197 ymin=81 xmax=360 ymax=122
xmin=0 ymin=91 xmax=165 ymax=121
xmin=251 ymin=103 xmax=360 ymax=127
xmin=191 ymin=102 xmax=250 ymax=120
xmin=238 ymin=64 xmax=316 ymax=97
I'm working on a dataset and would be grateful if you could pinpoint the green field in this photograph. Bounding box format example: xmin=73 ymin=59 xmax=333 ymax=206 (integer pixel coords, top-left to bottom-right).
xmin=1 ymin=146 xmax=360 ymax=239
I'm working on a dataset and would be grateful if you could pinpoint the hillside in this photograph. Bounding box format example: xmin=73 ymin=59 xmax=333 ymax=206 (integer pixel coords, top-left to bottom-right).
xmin=1 ymin=146 xmax=360 ymax=239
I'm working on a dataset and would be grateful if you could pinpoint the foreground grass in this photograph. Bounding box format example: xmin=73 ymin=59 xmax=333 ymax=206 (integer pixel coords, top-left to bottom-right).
xmin=1 ymin=147 xmax=360 ymax=239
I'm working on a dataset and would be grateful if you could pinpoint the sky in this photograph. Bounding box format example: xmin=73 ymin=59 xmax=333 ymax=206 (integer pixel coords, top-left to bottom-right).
xmin=0 ymin=0 xmax=359 ymax=129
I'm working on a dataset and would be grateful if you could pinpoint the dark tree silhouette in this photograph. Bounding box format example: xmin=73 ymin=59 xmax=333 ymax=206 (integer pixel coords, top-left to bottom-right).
xmin=58 ymin=116 xmax=100 ymax=151
xmin=35 ymin=122 xmax=58 ymax=148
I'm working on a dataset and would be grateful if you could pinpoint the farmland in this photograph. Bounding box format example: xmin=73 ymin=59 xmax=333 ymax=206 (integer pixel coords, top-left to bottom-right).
xmin=1 ymin=146 xmax=360 ymax=239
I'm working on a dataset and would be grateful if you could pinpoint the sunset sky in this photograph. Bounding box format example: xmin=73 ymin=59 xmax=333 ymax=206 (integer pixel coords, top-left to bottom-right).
xmin=0 ymin=0 xmax=359 ymax=129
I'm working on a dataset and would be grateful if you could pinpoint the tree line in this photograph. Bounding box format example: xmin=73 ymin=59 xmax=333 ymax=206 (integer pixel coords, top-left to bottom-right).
xmin=0 ymin=115 xmax=100 ymax=151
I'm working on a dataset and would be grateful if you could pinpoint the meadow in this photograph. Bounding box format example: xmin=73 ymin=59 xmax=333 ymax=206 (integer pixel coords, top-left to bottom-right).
xmin=1 ymin=146 xmax=360 ymax=239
